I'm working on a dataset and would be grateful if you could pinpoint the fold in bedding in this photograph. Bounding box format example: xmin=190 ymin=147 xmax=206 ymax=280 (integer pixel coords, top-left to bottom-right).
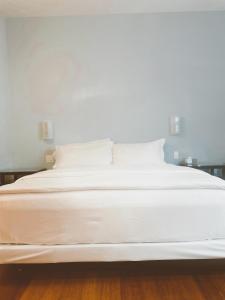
xmin=0 ymin=164 xmax=225 ymax=194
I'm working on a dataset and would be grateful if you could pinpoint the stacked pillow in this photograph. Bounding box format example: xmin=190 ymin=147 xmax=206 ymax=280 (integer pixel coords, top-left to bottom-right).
xmin=53 ymin=138 xmax=165 ymax=169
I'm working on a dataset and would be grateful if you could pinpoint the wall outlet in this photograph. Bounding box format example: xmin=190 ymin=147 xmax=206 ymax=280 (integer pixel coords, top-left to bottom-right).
xmin=173 ymin=151 xmax=179 ymax=160
xmin=45 ymin=153 xmax=54 ymax=163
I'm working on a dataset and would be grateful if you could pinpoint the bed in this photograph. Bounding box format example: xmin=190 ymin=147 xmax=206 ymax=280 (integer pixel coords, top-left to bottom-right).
xmin=0 ymin=163 xmax=225 ymax=264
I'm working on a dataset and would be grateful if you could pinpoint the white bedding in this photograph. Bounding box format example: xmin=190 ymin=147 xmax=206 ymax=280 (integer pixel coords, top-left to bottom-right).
xmin=0 ymin=164 xmax=225 ymax=193
xmin=0 ymin=164 xmax=225 ymax=247
xmin=1 ymin=240 xmax=225 ymax=264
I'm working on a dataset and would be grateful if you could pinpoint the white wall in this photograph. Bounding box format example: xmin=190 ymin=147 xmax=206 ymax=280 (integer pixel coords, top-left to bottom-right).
xmin=0 ymin=18 xmax=10 ymax=169
xmin=5 ymin=12 xmax=225 ymax=168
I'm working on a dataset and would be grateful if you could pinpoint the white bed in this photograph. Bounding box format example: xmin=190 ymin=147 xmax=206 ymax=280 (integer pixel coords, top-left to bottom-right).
xmin=0 ymin=164 xmax=225 ymax=263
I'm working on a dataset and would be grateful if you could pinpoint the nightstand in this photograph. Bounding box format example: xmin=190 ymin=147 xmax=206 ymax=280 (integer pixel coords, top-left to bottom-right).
xmin=180 ymin=164 xmax=225 ymax=179
xmin=0 ymin=169 xmax=45 ymax=186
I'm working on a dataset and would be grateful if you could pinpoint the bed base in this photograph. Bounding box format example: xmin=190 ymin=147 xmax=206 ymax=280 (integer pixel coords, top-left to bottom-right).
xmin=0 ymin=239 xmax=225 ymax=264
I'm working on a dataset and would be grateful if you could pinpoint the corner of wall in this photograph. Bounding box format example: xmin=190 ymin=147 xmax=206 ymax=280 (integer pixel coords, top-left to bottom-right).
xmin=0 ymin=17 xmax=13 ymax=169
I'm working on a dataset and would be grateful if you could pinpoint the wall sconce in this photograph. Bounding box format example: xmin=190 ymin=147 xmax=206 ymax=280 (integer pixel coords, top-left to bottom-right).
xmin=41 ymin=121 xmax=54 ymax=141
xmin=169 ymin=116 xmax=181 ymax=135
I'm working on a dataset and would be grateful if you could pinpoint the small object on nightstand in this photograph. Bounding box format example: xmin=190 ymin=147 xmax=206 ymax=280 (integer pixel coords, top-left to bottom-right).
xmin=0 ymin=169 xmax=45 ymax=186
xmin=184 ymin=157 xmax=198 ymax=167
xmin=185 ymin=156 xmax=193 ymax=166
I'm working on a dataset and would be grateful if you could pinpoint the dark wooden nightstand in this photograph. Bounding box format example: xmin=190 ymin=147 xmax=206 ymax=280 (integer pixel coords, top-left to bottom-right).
xmin=0 ymin=169 xmax=45 ymax=186
xmin=180 ymin=164 xmax=225 ymax=179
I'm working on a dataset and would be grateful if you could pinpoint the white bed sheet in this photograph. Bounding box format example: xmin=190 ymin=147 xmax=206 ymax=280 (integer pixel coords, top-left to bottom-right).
xmin=1 ymin=240 xmax=225 ymax=264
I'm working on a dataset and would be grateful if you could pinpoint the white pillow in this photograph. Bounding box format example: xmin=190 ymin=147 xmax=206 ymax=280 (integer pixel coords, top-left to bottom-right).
xmin=54 ymin=139 xmax=113 ymax=169
xmin=113 ymin=139 xmax=165 ymax=165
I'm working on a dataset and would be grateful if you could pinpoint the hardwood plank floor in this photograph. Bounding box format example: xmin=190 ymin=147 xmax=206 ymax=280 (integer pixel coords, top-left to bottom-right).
xmin=0 ymin=260 xmax=225 ymax=300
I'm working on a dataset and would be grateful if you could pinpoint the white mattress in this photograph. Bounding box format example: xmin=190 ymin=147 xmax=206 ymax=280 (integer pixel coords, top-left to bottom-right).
xmin=0 ymin=164 xmax=225 ymax=247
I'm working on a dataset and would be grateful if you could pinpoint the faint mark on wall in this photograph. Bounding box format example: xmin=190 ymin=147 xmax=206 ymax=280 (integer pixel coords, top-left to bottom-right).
xmin=25 ymin=47 xmax=79 ymax=114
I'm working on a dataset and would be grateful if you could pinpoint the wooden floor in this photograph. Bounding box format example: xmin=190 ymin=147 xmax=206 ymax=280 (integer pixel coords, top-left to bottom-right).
xmin=0 ymin=260 xmax=225 ymax=300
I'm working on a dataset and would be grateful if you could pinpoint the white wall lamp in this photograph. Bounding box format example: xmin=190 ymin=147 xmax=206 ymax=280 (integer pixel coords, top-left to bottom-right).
xmin=169 ymin=116 xmax=181 ymax=135
xmin=40 ymin=121 xmax=54 ymax=141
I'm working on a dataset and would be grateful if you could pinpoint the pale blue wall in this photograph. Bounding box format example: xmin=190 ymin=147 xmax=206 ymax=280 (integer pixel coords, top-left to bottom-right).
xmin=5 ymin=12 xmax=225 ymax=169
xmin=0 ymin=18 xmax=11 ymax=169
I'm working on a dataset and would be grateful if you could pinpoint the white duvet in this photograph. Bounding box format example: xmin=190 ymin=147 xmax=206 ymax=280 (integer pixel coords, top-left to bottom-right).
xmin=0 ymin=164 xmax=225 ymax=246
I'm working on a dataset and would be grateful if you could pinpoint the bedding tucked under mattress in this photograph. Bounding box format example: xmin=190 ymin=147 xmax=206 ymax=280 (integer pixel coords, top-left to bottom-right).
xmin=0 ymin=164 xmax=225 ymax=245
